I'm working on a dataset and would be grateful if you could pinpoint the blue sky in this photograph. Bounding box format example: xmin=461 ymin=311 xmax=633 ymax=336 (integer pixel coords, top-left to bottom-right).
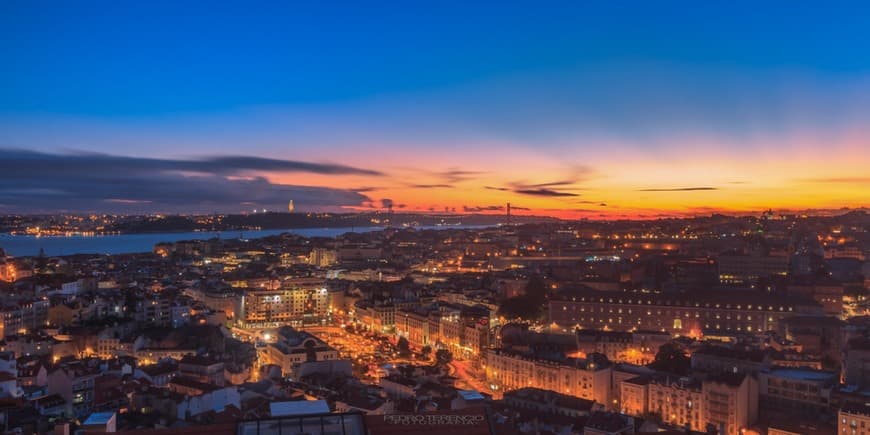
xmin=3 ymin=2 xmax=868 ymax=116
xmin=1 ymin=2 xmax=868 ymax=215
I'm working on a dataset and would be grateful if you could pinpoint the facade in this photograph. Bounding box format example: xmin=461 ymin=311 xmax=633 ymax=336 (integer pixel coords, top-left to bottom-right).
xmin=617 ymin=372 xmax=758 ymax=435
xmin=691 ymin=345 xmax=771 ymax=375
xmin=0 ymin=299 xmax=49 ymax=338
xmin=354 ymin=302 xmax=396 ymax=333
xmin=395 ymin=308 xmax=433 ymax=348
xmin=576 ymin=329 xmax=668 ymax=365
xmin=308 ymin=248 xmax=337 ymax=267
xmin=702 ymin=373 xmax=758 ymax=435
xmin=483 ymin=348 xmax=611 ymax=404
xmin=179 ymin=355 xmax=225 ymax=386
xmin=647 ymin=375 xmax=704 ymax=431
xmin=241 ymin=278 xmax=329 ymax=327
xmin=843 ymin=338 xmax=870 ymax=388
xmin=549 ymin=289 xmax=821 ymax=336
xmin=503 ymin=387 xmax=599 ymax=417
xmin=47 ymin=364 xmax=99 ymax=418
xmin=840 ymin=406 xmax=870 ymax=435
xmin=263 ymin=326 xmax=341 ymax=377
xmin=759 ymin=368 xmax=837 ymax=414
xmin=788 ymin=283 xmax=844 ymax=316
xmin=717 ymin=254 xmax=789 ymax=285
xmin=611 ymin=363 xmax=655 ymax=412
xmin=185 ymin=287 xmax=242 ymax=321
xmin=619 ymin=376 xmax=649 ymax=417
xmin=396 ymin=305 xmax=489 ymax=361
xmin=0 ymin=259 xmax=15 ymax=282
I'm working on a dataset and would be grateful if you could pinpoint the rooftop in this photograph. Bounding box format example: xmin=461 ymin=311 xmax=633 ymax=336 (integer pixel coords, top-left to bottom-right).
xmin=269 ymin=400 xmax=330 ymax=417
xmin=83 ymin=411 xmax=115 ymax=426
xmin=768 ymin=368 xmax=837 ymax=382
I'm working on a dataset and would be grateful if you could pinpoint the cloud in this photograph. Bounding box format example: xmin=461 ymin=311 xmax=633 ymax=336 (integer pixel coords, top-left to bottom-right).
xmin=380 ymin=198 xmax=394 ymax=209
xmin=514 ymin=189 xmax=580 ymax=197
xmin=520 ymin=180 xmax=576 ymax=188
xmin=435 ymin=168 xmax=485 ymax=183
xmin=0 ymin=148 xmax=374 ymax=213
xmin=637 ymin=187 xmax=718 ymax=191
xmin=410 ymin=184 xmax=454 ymax=189
xmin=462 ymin=205 xmax=504 ymax=212
xmin=485 ymin=177 xmax=586 ymax=197
xmin=0 ymin=148 xmax=382 ymax=178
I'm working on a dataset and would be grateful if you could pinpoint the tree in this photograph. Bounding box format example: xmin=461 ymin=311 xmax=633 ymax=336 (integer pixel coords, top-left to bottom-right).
xmin=649 ymin=342 xmax=691 ymax=376
xmin=435 ymin=349 xmax=453 ymax=366
xmin=496 ymin=274 xmax=550 ymax=322
xmin=524 ymin=274 xmax=548 ymax=303
xmin=497 ymin=295 xmax=546 ymax=322
xmin=397 ymin=337 xmax=411 ymax=357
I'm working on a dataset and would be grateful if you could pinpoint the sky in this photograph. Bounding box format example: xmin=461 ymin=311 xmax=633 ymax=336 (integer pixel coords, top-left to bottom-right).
xmin=1 ymin=2 xmax=868 ymax=218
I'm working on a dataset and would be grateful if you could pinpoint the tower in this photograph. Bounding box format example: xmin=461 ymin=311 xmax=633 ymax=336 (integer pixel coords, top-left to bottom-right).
xmin=506 ymin=202 xmax=511 ymax=226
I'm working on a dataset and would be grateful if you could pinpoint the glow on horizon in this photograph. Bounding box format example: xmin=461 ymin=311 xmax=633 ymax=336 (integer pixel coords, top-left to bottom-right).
xmin=263 ymin=132 xmax=869 ymax=219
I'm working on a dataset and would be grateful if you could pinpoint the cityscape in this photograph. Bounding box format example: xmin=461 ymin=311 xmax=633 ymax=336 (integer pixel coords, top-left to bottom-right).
xmin=2 ymin=3 xmax=870 ymax=435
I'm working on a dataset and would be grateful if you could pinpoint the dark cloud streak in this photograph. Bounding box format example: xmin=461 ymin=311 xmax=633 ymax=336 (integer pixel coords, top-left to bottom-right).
xmin=514 ymin=189 xmax=579 ymax=197
xmin=0 ymin=149 xmax=376 ymax=213
xmin=637 ymin=187 xmax=718 ymax=191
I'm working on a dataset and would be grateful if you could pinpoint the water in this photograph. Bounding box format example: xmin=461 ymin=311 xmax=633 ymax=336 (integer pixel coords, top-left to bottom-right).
xmin=0 ymin=225 xmax=489 ymax=257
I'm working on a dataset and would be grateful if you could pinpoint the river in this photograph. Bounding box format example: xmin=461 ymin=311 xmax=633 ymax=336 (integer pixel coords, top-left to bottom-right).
xmin=0 ymin=225 xmax=489 ymax=257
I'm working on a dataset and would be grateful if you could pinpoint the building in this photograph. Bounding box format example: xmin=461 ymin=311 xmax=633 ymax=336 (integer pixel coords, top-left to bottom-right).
xmin=263 ymin=326 xmax=342 ymax=377
xmin=620 ymin=375 xmax=650 ymax=417
xmin=759 ymin=368 xmax=836 ymax=415
xmin=717 ymin=254 xmax=789 ymax=285
xmin=178 ymin=355 xmax=225 ymax=386
xmin=353 ymin=302 xmax=396 ymax=333
xmin=336 ymin=246 xmax=381 ymax=263
xmin=47 ymin=362 xmax=99 ymax=418
xmin=576 ymin=329 xmax=669 ymax=365
xmin=788 ymin=283 xmax=844 ymax=316
xmin=184 ymin=287 xmax=242 ymax=321
xmin=611 ymin=363 xmax=655 ymax=412
xmin=0 ymin=258 xmax=16 ymax=282
xmin=0 ymin=300 xmax=49 ymax=338
xmin=691 ymin=345 xmax=771 ymax=375
xmin=240 ymin=278 xmax=329 ymax=327
xmin=844 ymin=337 xmax=870 ymax=388
xmin=503 ymin=387 xmax=600 ymax=417
xmin=647 ymin=375 xmax=704 ymax=431
xmin=308 ymin=248 xmax=337 ymax=267
xmin=839 ymin=405 xmax=870 ymax=435
xmin=395 ymin=308 xmax=433 ymax=349
xmin=549 ymin=289 xmax=821 ymax=336
xmin=702 ymin=373 xmax=758 ymax=435
xmin=484 ymin=348 xmax=611 ymax=404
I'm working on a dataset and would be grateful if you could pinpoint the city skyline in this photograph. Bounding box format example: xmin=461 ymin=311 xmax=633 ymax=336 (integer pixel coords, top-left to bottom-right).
xmin=2 ymin=2 xmax=869 ymax=217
